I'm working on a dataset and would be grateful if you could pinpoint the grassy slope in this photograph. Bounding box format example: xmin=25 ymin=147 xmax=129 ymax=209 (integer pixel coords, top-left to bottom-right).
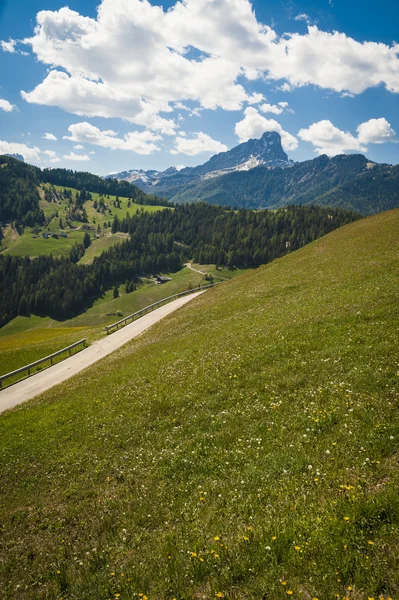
xmin=1 ymin=186 xmax=164 ymax=258
xmin=0 ymin=211 xmax=398 ymax=599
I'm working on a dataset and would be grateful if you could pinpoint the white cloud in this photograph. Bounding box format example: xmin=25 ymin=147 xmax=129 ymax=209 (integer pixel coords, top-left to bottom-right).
xmin=43 ymin=149 xmax=61 ymax=163
xmin=73 ymin=144 xmax=85 ymax=149
xmin=247 ymin=92 xmax=265 ymax=105
xmin=63 ymin=152 xmax=90 ymax=161
xmin=1 ymin=39 xmax=16 ymax=53
xmin=43 ymin=132 xmax=57 ymax=141
xmin=0 ymin=140 xmax=41 ymax=162
xmin=357 ymin=117 xmax=397 ymax=145
xmin=172 ymin=132 xmax=228 ymax=156
xmin=235 ymin=107 xmax=298 ymax=151
xmin=298 ymin=117 xmax=397 ymax=156
xmin=0 ymin=99 xmax=16 ymax=112
xmin=259 ymin=101 xmax=290 ymax=115
xmin=64 ymin=121 xmax=162 ymax=155
xmin=295 ymin=14 xmax=311 ymax=24
xmin=18 ymin=1 xmax=399 ymax=132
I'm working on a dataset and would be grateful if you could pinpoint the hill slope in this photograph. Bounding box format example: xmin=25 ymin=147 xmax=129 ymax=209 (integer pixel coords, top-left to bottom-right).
xmin=0 ymin=155 xmax=170 ymax=238
xmin=0 ymin=210 xmax=398 ymax=599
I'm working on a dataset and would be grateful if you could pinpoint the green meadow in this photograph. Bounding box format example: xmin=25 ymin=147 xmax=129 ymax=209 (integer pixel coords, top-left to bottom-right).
xmin=1 ymin=184 xmax=165 ymax=258
xmin=0 ymin=210 xmax=398 ymax=599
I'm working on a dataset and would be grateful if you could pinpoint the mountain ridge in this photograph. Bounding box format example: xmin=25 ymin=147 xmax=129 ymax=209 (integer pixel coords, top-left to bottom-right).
xmin=107 ymin=131 xmax=291 ymax=192
xmin=107 ymin=132 xmax=399 ymax=215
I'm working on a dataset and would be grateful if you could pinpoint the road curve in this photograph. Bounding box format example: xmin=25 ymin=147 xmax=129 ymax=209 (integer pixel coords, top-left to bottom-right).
xmin=0 ymin=291 xmax=204 ymax=414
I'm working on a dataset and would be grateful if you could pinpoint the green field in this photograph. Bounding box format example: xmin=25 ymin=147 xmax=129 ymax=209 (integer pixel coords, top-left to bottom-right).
xmin=0 ymin=210 xmax=398 ymax=599
xmin=0 ymin=184 xmax=165 ymax=258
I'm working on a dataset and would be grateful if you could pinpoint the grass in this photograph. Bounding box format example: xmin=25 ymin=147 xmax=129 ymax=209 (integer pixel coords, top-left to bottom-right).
xmin=79 ymin=233 xmax=129 ymax=265
xmin=1 ymin=185 xmax=165 ymax=258
xmin=189 ymin=263 xmax=250 ymax=281
xmin=0 ymin=210 xmax=398 ymax=599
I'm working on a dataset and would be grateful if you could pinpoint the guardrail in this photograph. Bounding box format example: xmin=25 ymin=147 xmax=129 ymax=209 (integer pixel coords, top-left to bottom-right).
xmin=0 ymin=338 xmax=87 ymax=390
xmin=105 ymin=282 xmax=222 ymax=334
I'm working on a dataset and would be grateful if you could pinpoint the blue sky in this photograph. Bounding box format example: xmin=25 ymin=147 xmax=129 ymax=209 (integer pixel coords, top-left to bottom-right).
xmin=0 ymin=0 xmax=398 ymax=175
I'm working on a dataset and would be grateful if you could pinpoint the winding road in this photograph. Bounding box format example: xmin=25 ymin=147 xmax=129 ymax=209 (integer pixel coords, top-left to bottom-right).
xmin=0 ymin=291 xmax=204 ymax=415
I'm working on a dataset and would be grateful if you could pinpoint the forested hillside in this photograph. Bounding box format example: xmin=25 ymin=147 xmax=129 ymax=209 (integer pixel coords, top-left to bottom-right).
xmin=112 ymin=202 xmax=359 ymax=266
xmin=0 ymin=204 xmax=359 ymax=326
xmin=0 ymin=155 xmax=171 ymax=240
xmin=165 ymin=154 xmax=399 ymax=214
xmin=0 ymin=156 xmax=44 ymax=229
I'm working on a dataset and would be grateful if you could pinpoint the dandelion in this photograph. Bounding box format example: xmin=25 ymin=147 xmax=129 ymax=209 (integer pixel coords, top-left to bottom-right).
xmin=281 ymin=581 xmax=287 ymax=586
xmin=216 ymin=592 xmax=224 ymax=598
xmin=294 ymin=546 xmax=301 ymax=551
xmin=243 ymin=536 xmax=249 ymax=541
xmin=191 ymin=552 xmax=197 ymax=557
xmin=115 ymin=595 xmax=120 ymax=599
xmin=368 ymin=540 xmax=374 ymax=545
xmin=272 ymin=536 xmax=277 ymax=540
xmin=214 ymin=536 xmax=220 ymax=541
xmin=344 ymin=516 xmax=350 ymax=521
xmin=287 ymin=591 xmax=293 ymax=595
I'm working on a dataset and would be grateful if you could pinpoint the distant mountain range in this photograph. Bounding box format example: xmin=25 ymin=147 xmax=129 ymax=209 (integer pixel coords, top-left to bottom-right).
xmin=107 ymin=131 xmax=291 ymax=192
xmin=108 ymin=131 xmax=399 ymax=215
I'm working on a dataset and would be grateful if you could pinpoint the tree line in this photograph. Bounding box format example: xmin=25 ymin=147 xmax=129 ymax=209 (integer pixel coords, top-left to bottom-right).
xmin=0 ymin=203 xmax=359 ymax=327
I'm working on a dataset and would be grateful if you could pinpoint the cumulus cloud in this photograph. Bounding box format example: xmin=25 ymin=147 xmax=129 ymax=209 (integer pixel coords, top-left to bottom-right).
xmin=356 ymin=117 xmax=396 ymax=145
xmin=74 ymin=144 xmax=84 ymax=149
xmin=235 ymin=107 xmax=298 ymax=151
xmin=172 ymin=132 xmax=228 ymax=156
xmin=298 ymin=117 xmax=397 ymax=156
xmin=43 ymin=149 xmax=61 ymax=163
xmin=64 ymin=121 xmax=162 ymax=155
xmin=0 ymin=99 xmax=16 ymax=112
xmin=63 ymin=152 xmax=90 ymax=161
xmin=0 ymin=140 xmax=41 ymax=162
xmin=18 ymin=0 xmax=399 ymax=131
xmin=43 ymin=132 xmax=57 ymax=140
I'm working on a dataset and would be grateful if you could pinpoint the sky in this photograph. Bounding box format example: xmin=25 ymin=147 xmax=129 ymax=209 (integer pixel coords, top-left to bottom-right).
xmin=0 ymin=0 xmax=398 ymax=175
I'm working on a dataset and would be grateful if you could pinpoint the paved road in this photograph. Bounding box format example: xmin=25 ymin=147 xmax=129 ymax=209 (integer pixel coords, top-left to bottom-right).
xmin=0 ymin=291 xmax=204 ymax=414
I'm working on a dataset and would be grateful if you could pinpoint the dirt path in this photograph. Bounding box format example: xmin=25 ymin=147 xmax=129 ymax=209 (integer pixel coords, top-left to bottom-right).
xmin=0 ymin=291 xmax=204 ymax=414
xmin=185 ymin=262 xmax=207 ymax=275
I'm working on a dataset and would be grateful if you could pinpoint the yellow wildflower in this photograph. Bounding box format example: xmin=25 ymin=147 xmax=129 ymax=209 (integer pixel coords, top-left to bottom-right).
xmin=216 ymin=593 xmax=224 ymax=598
xmin=368 ymin=540 xmax=374 ymax=545
xmin=344 ymin=516 xmax=350 ymax=521
xmin=287 ymin=591 xmax=293 ymax=595
xmin=214 ymin=536 xmax=220 ymax=541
